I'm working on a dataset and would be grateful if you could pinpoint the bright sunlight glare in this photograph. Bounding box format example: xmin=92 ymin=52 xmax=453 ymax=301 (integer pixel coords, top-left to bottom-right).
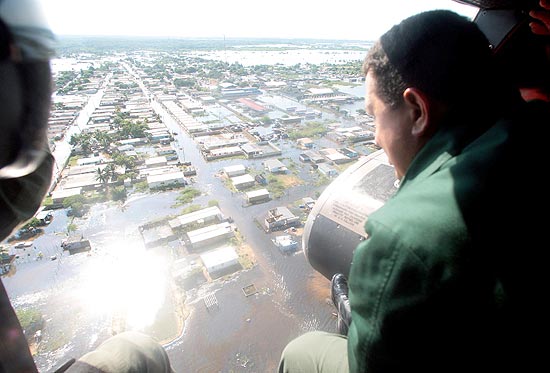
xmin=78 ymin=240 xmax=168 ymax=331
xmin=39 ymin=0 xmax=479 ymax=40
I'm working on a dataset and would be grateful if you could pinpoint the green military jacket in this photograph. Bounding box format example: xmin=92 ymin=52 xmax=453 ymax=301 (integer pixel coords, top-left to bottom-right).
xmin=347 ymin=100 xmax=548 ymax=372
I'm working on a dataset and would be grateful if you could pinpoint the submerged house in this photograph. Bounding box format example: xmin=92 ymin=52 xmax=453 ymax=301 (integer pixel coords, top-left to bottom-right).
xmin=264 ymin=207 xmax=300 ymax=232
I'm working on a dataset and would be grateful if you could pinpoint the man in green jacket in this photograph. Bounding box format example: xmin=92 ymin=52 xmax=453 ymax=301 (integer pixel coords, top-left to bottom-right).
xmin=280 ymin=9 xmax=549 ymax=373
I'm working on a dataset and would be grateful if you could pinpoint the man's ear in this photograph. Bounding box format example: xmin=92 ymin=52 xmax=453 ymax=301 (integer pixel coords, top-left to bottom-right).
xmin=403 ymin=87 xmax=431 ymax=137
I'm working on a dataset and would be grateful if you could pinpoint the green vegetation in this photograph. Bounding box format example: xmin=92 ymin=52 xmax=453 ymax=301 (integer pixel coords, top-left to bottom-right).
xmin=111 ymin=186 xmax=127 ymax=202
xmin=208 ymin=200 xmax=219 ymax=207
xmin=260 ymin=115 xmax=272 ymax=124
xmin=67 ymin=221 xmax=78 ymax=234
xmin=314 ymin=174 xmax=331 ymax=187
xmin=172 ymin=187 xmax=201 ymax=207
xmin=21 ymin=218 xmax=41 ymax=230
xmin=173 ymin=78 xmax=196 ymax=88
xmin=288 ymin=122 xmax=328 ymax=140
xmin=63 ymin=195 xmax=89 ymax=217
xmin=15 ymin=308 xmax=43 ymax=337
xmin=42 ymin=196 xmax=53 ymax=207
xmin=39 ymin=330 xmax=70 ymax=353
xmin=68 ymin=156 xmax=80 ymax=167
xmin=180 ymin=204 xmax=202 ymax=215
xmin=266 ymin=174 xmax=286 ymax=198
xmin=134 ymin=181 xmax=149 ymax=192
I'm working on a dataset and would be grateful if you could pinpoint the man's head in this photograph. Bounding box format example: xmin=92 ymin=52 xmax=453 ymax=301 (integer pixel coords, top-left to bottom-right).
xmin=363 ymin=10 xmax=500 ymax=179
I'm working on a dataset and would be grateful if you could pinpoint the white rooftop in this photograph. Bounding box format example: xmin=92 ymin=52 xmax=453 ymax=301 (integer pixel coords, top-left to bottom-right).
xmin=187 ymin=222 xmax=233 ymax=245
xmin=200 ymin=246 xmax=239 ymax=269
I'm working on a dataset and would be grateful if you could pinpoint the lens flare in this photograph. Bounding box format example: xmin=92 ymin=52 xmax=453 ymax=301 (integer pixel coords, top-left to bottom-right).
xmin=77 ymin=240 xmax=168 ymax=331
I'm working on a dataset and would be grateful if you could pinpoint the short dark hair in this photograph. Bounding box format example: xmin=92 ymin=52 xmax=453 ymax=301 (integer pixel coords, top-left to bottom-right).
xmin=362 ymin=41 xmax=407 ymax=109
xmin=362 ymin=10 xmax=496 ymax=109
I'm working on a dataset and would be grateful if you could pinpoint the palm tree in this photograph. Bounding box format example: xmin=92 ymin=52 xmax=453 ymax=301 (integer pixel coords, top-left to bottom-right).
xmin=103 ymin=163 xmax=117 ymax=182
xmin=93 ymin=131 xmax=113 ymax=152
xmin=95 ymin=167 xmax=109 ymax=190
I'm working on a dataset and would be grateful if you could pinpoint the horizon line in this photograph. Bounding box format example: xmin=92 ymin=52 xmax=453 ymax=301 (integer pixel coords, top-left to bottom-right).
xmin=54 ymin=34 xmax=373 ymax=42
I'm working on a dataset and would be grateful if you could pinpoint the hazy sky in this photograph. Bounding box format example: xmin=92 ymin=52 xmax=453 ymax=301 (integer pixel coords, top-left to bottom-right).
xmin=40 ymin=0 xmax=479 ymax=40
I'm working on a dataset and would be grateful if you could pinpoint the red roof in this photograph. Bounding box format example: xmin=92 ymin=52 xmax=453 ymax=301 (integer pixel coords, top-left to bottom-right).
xmin=238 ymin=98 xmax=267 ymax=112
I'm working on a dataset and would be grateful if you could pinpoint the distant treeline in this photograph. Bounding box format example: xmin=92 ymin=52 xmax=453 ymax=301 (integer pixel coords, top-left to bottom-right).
xmin=53 ymin=35 xmax=371 ymax=56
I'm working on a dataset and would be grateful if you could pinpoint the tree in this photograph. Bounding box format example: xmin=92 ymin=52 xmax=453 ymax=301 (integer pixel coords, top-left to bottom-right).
xmin=63 ymin=195 xmax=88 ymax=217
xmin=173 ymin=78 xmax=196 ymax=88
xmin=111 ymin=186 xmax=127 ymax=202
xmin=69 ymin=133 xmax=93 ymax=155
xmin=93 ymin=131 xmax=113 ymax=151
xmin=103 ymin=163 xmax=117 ymax=182
xmin=113 ymin=153 xmax=135 ymax=170
xmin=67 ymin=222 xmax=78 ymax=234
xmin=21 ymin=218 xmax=41 ymax=230
xmin=260 ymin=116 xmax=272 ymax=125
xmin=95 ymin=167 xmax=109 ymax=189
xmin=119 ymin=120 xmax=148 ymax=139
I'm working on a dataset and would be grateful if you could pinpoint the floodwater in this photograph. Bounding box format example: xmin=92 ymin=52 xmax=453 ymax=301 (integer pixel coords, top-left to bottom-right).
xmin=4 ymin=94 xmax=341 ymax=372
xmin=0 ymin=51 xmax=373 ymax=371
xmin=189 ymin=49 xmax=365 ymax=66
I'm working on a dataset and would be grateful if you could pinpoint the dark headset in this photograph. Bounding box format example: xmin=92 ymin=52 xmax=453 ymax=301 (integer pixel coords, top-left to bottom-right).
xmin=0 ymin=8 xmax=56 ymax=240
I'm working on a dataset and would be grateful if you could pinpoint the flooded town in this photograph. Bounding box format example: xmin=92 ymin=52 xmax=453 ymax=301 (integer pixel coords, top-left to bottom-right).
xmin=1 ymin=37 xmax=380 ymax=372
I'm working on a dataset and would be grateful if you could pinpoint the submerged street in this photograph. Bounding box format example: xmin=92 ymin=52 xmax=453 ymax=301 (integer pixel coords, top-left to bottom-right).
xmin=4 ymin=83 xmax=340 ymax=373
xmin=0 ymin=40 xmax=377 ymax=371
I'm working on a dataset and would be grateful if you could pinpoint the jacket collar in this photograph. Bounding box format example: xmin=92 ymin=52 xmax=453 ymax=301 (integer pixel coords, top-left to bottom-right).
xmin=397 ymin=115 xmax=487 ymax=192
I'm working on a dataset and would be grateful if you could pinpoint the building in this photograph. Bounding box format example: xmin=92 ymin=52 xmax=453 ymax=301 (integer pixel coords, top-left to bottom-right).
xmin=320 ymin=148 xmax=352 ymax=164
xmin=265 ymin=207 xmax=300 ymax=232
xmin=241 ymin=143 xmax=263 ymax=158
xmin=264 ymin=159 xmax=288 ymax=173
xmin=301 ymin=150 xmax=325 ymax=164
xmin=77 ymin=156 xmax=103 ymax=166
xmin=187 ymin=222 xmax=234 ymax=250
xmin=339 ymin=147 xmax=359 ymax=159
xmin=200 ymin=246 xmax=240 ymax=279
xmin=145 ymin=156 xmax=168 ymax=168
xmin=205 ymin=146 xmax=244 ymax=160
xmin=168 ymin=206 xmax=224 ymax=232
xmin=318 ymin=163 xmax=339 ymax=177
xmin=223 ymin=164 xmax=246 ymax=177
xmin=35 ymin=209 xmax=53 ymax=225
xmin=264 ymin=81 xmax=287 ymax=89
xmin=297 ymin=138 xmax=315 ymax=149
xmin=241 ymin=142 xmax=282 ymax=159
xmin=146 ymin=171 xmax=186 ymax=189
xmin=278 ymin=116 xmax=302 ymax=125
xmin=141 ymin=224 xmax=176 ymax=248
xmin=301 ymin=197 xmax=316 ymax=211
xmin=220 ymin=87 xmax=261 ymax=98
xmin=302 ymin=88 xmax=350 ymax=104
xmin=199 ymin=96 xmax=216 ymax=104
xmin=272 ymin=235 xmax=299 ymax=253
xmin=299 ymin=152 xmax=311 ymax=163
xmin=51 ymin=187 xmax=82 ymax=204
xmin=231 ymin=174 xmax=255 ymax=190
xmin=118 ymin=138 xmax=148 ymax=146
xmin=61 ymin=237 xmax=92 ymax=255
xmin=237 ymin=98 xmax=269 ymax=115
xmin=245 ymin=189 xmax=270 ymax=204
xmin=254 ymin=174 xmax=268 ymax=185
